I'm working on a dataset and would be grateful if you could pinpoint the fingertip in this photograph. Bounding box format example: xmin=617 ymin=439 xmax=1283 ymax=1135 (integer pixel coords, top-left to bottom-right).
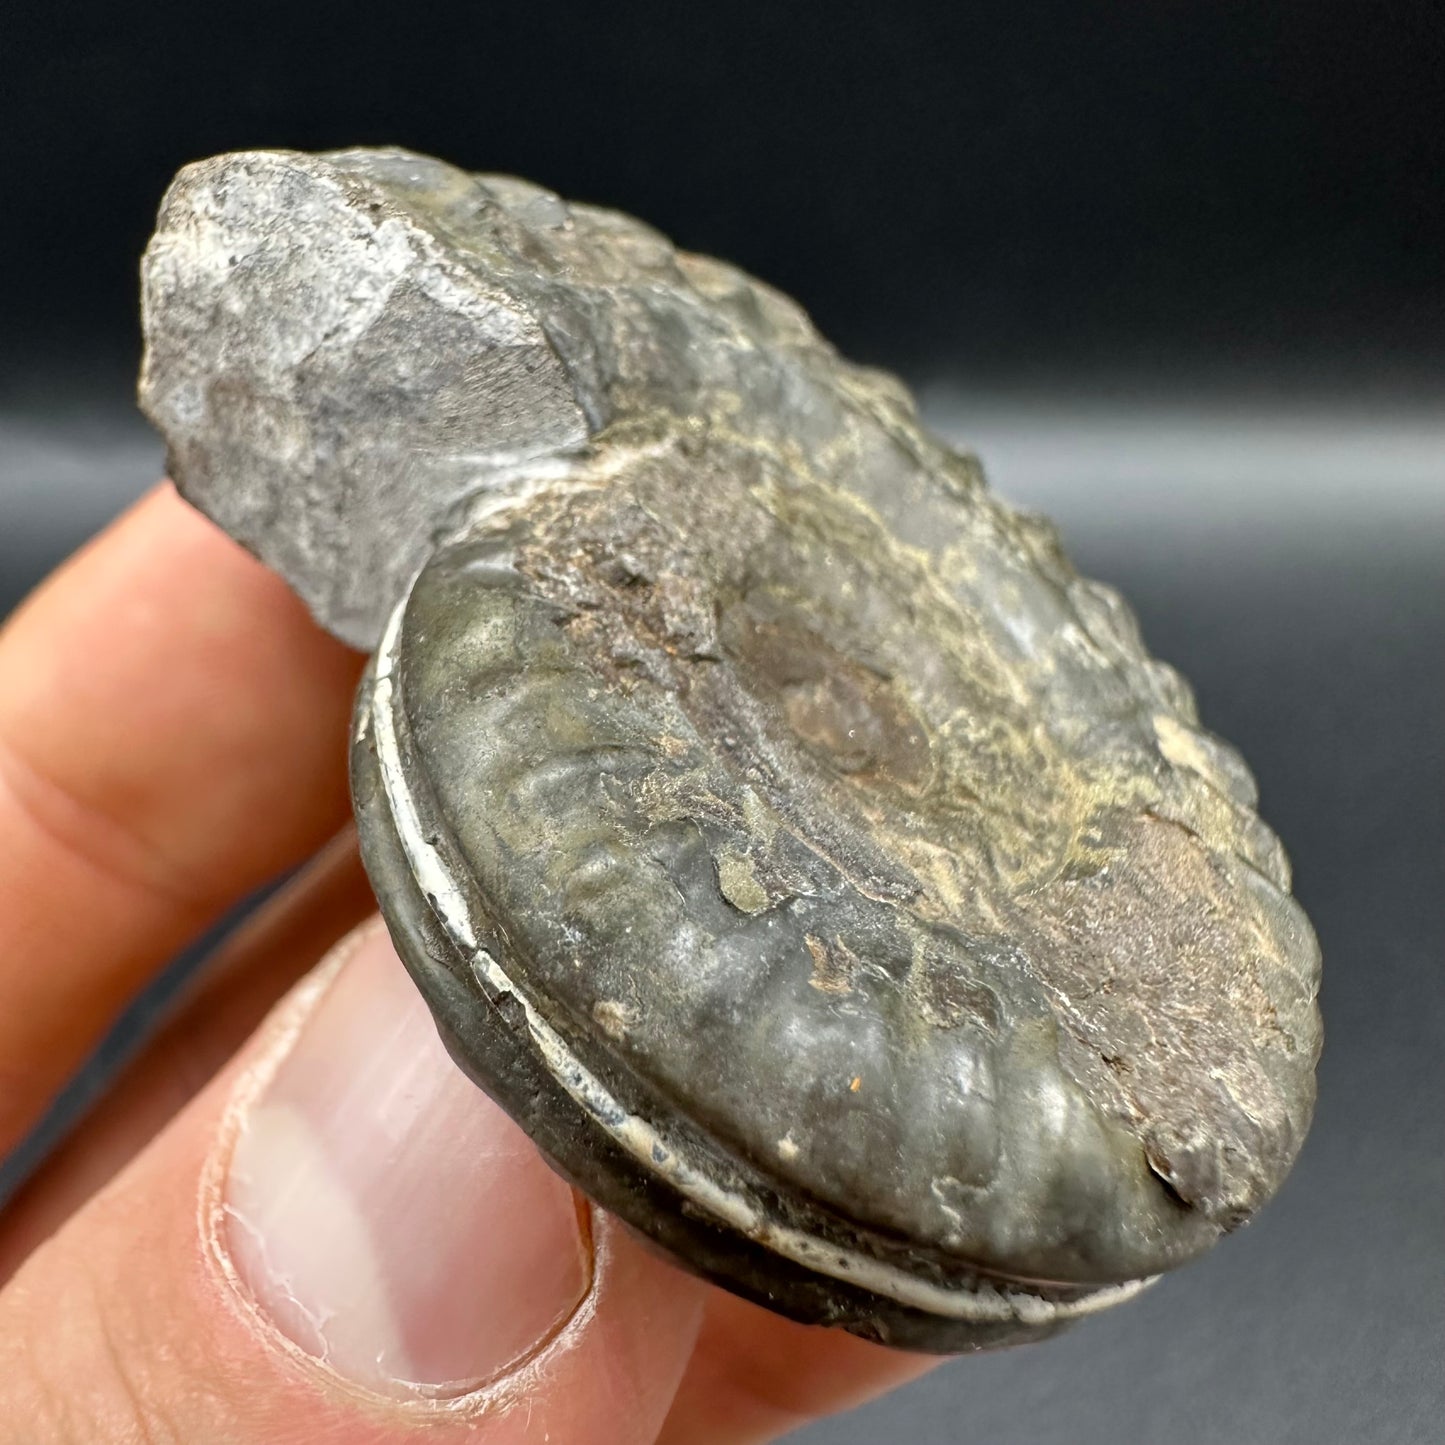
xmin=0 ymin=480 xmax=363 ymax=1154
xmin=0 ymin=920 xmax=709 ymax=1443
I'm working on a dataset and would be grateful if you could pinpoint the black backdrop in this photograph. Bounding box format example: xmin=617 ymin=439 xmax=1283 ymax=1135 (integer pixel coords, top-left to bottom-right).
xmin=2 ymin=5 xmax=1442 ymax=1443
xmin=5 ymin=0 xmax=1445 ymax=386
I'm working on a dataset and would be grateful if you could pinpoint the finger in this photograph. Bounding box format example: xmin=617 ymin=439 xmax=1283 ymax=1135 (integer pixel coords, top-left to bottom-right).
xmin=0 ymin=831 xmax=374 ymax=1283
xmin=658 ymin=1289 xmax=939 ymax=1444
xmin=0 ymin=920 xmax=709 ymax=1443
xmin=0 ymin=484 xmax=361 ymax=1154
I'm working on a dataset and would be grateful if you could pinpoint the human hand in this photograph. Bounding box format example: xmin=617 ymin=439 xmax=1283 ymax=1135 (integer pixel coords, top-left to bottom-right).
xmin=0 ymin=485 xmax=937 ymax=1443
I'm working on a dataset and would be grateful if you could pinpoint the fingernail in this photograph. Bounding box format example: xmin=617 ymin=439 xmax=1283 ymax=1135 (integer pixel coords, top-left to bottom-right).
xmin=220 ymin=919 xmax=590 ymax=1399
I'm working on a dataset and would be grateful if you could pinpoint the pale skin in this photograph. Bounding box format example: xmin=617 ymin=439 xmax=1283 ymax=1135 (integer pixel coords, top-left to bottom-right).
xmin=0 ymin=484 xmax=937 ymax=1442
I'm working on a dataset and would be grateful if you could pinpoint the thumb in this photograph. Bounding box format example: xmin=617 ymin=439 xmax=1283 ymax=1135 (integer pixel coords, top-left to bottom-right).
xmin=0 ymin=919 xmax=707 ymax=1443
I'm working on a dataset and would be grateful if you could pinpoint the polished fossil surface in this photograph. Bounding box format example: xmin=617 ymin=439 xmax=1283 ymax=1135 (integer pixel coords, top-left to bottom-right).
xmin=139 ymin=148 xmax=1322 ymax=1349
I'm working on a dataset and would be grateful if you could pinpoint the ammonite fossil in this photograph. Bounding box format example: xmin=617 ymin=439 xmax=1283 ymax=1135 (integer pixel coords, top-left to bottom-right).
xmin=138 ymin=148 xmax=1322 ymax=1352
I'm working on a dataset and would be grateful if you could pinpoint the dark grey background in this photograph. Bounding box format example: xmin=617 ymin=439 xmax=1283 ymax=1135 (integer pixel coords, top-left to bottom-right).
xmin=2 ymin=4 xmax=1442 ymax=1441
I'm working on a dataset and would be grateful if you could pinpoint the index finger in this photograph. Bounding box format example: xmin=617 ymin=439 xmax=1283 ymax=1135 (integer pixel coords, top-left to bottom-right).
xmin=0 ymin=483 xmax=362 ymax=1156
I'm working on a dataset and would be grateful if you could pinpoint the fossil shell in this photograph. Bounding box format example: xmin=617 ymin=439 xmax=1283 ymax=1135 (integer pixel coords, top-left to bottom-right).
xmin=140 ymin=148 xmax=1322 ymax=1351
